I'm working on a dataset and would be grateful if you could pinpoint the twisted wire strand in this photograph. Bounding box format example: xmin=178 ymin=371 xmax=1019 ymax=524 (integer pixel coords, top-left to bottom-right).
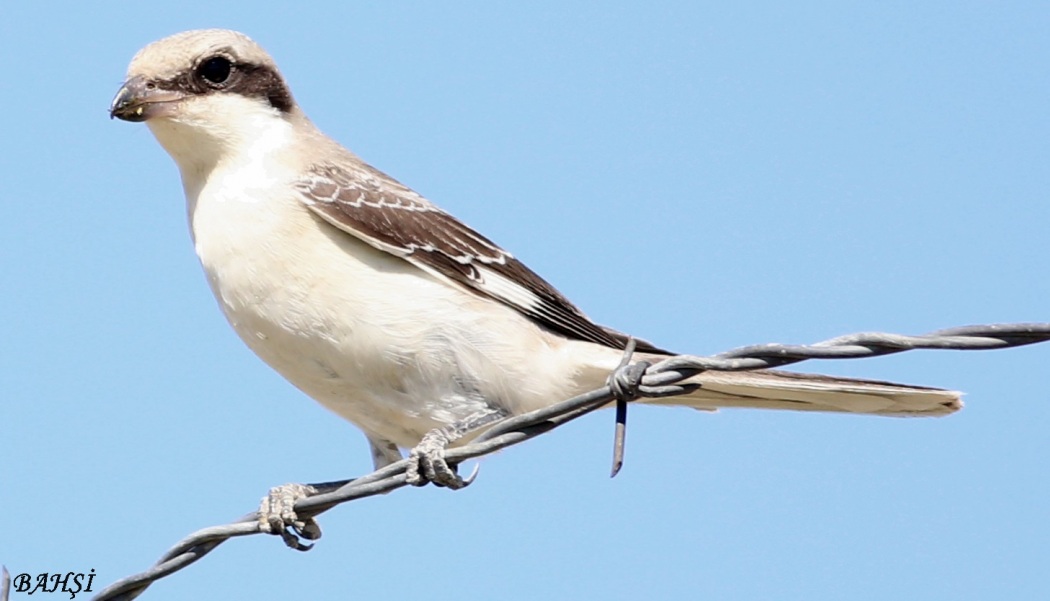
xmin=91 ymin=322 xmax=1050 ymax=601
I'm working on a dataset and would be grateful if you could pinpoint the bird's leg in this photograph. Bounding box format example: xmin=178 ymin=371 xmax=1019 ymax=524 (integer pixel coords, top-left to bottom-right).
xmin=406 ymin=408 xmax=507 ymax=489
xmin=260 ymin=434 xmax=402 ymax=550
xmin=259 ymin=482 xmax=324 ymax=551
xmin=368 ymin=434 xmax=404 ymax=470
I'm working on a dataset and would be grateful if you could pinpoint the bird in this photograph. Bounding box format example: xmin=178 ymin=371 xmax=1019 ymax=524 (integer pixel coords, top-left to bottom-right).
xmin=109 ymin=28 xmax=960 ymax=523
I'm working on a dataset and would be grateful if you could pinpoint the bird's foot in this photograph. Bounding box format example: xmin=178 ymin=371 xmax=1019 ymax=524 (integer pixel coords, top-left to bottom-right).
xmin=259 ymin=482 xmax=323 ymax=551
xmin=405 ymin=429 xmax=479 ymax=489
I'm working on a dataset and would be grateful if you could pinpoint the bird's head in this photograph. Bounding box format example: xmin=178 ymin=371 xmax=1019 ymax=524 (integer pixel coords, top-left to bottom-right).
xmin=110 ymin=29 xmax=299 ymax=173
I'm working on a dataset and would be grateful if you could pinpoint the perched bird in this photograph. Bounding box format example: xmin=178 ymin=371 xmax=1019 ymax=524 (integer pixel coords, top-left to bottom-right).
xmin=110 ymin=29 xmax=960 ymax=499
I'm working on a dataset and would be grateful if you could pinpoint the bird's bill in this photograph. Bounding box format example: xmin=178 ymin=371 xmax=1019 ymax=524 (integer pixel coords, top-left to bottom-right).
xmin=109 ymin=75 xmax=185 ymax=122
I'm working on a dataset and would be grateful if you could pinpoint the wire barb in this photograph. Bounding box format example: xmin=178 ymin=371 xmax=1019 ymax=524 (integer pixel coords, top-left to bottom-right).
xmin=90 ymin=322 xmax=1050 ymax=601
xmin=607 ymin=338 xmax=650 ymax=477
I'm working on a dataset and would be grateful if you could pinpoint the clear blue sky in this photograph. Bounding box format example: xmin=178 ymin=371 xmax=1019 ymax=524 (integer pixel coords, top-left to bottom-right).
xmin=2 ymin=2 xmax=1048 ymax=600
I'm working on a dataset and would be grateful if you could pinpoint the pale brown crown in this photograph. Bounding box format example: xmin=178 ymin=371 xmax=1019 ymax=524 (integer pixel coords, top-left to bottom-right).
xmin=127 ymin=29 xmax=272 ymax=80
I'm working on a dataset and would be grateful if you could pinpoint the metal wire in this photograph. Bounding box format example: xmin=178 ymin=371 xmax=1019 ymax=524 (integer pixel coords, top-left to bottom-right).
xmin=90 ymin=322 xmax=1050 ymax=601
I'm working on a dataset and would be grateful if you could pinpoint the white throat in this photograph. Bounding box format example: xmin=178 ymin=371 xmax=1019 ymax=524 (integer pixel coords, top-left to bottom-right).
xmin=146 ymin=96 xmax=297 ymax=208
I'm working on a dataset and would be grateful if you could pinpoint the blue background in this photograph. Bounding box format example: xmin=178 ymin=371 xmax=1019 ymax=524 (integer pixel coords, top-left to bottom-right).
xmin=2 ymin=2 xmax=1048 ymax=600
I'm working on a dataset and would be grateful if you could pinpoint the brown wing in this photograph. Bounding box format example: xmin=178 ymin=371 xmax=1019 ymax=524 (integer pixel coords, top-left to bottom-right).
xmin=293 ymin=161 xmax=669 ymax=354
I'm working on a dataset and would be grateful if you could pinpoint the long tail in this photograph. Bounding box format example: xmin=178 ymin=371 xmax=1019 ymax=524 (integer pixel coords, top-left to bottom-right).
xmin=641 ymin=369 xmax=962 ymax=417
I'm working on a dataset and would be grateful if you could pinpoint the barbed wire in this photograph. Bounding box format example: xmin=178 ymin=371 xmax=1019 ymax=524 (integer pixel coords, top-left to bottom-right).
xmin=91 ymin=322 xmax=1050 ymax=601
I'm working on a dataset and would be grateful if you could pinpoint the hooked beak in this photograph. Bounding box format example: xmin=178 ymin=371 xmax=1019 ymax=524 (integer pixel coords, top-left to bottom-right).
xmin=109 ymin=76 xmax=185 ymax=122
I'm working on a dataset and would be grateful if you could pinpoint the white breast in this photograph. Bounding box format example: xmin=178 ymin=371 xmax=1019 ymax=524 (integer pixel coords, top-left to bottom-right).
xmin=148 ymin=108 xmax=607 ymax=448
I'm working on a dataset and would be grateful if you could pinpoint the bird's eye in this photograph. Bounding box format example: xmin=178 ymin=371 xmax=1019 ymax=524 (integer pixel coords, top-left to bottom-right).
xmin=197 ymin=56 xmax=233 ymax=86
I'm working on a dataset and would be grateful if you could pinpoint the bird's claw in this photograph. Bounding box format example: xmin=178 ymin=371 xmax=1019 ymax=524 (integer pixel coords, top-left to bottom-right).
xmin=405 ymin=430 xmax=479 ymax=489
xmin=259 ymin=483 xmax=323 ymax=551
